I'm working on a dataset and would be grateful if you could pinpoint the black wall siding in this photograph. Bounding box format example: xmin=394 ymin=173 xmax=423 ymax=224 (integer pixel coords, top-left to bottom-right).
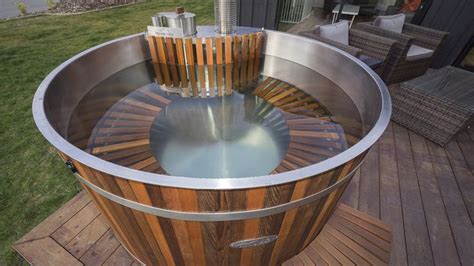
xmin=237 ymin=0 xmax=281 ymax=30
xmin=420 ymin=0 xmax=474 ymax=67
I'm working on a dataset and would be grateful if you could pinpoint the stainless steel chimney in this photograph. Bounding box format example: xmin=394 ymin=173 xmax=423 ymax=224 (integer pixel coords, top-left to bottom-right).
xmin=215 ymin=0 xmax=236 ymax=34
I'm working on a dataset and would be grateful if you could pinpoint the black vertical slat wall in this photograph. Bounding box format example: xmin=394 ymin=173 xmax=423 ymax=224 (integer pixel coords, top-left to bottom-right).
xmin=237 ymin=0 xmax=282 ymax=30
xmin=419 ymin=0 xmax=474 ymax=67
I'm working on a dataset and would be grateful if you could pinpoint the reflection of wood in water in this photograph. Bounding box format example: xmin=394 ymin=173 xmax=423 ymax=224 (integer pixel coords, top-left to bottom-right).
xmin=206 ymin=38 xmax=216 ymax=97
xmin=147 ymin=32 xmax=264 ymax=97
xmin=155 ymin=36 xmax=171 ymax=87
xmin=81 ymin=77 xmax=361 ymax=177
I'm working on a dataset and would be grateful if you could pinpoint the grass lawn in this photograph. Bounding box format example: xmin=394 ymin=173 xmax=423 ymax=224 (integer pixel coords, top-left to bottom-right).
xmin=0 ymin=1 xmax=213 ymax=263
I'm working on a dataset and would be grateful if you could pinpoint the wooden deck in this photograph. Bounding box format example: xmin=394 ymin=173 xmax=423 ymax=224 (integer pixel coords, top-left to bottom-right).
xmin=340 ymin=122 xmax=474 ymax=265
xmin=13 ymin=193 xmax=392 ymax=265
xmin=13 ymin=121 xmax=474 ymax=265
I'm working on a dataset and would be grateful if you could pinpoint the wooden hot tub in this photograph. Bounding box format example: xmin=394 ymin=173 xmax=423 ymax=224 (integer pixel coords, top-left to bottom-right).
xmin=33 ymin=27 xmax=391 ymax=265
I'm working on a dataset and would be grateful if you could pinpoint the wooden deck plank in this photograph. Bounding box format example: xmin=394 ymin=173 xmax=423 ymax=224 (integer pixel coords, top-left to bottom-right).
xmin=330 ymin=215 xmax=390 ymax=263
xmin=13 ymin=237 xmax=82 ymax=266
xmin=358 ymin=143 xmax=380 ymax=218
xmin=426 ymin=140 xmax=474 ymax=266
xmin=64 ymin=215 xmax=110 ymax=259
xmin=318 ymin=229 xmax=369 ymax=265
xmin=456 ymin=131 xmax=474 ymax=173
xmin=377 ymin=123 xmax=407 ymax=266
xmin=444 ymin=139 xmax=474 ymax=222
xmin=408 ymin=131 xmax=460 ymax=266
xmin=50 ymin=201 xmax=101 ymax=246
xmin=393 ymin=123 xmax=434 ymax=265
xmin=80 ymin=229 xmax=121 ymax=265
xmin=339 ymin=169 xmax=360 ymax=209
xmin=323 ymin=224 xmax=385 ymax=265
xmin=103 ymin=246 xmax=136 ymax=266
xmin=15 ymin=191 xmax=90 ymax=244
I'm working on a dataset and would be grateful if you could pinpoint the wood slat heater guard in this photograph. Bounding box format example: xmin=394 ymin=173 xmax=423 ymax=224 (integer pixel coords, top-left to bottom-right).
xmin=147 ymin=31 xmax=264 ymax=97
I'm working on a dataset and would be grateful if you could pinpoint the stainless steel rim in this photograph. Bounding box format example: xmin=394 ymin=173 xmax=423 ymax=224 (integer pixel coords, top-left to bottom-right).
xmin=32 ymin=30 xmax=391 ymax=190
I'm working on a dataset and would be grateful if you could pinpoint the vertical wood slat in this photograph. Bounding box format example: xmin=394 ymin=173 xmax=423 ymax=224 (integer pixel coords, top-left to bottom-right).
xmin=247 ymin=33 xmax=256 ymax=83
xmin=71 ymin=165 xmax=136 ymax=256
xmin=240 ymin=187 xmax=266 ymax=265
xmin=215 ymin=36 xmax=224 ymax=96
xmin=174 ymin=38 xmax=189 ymax=96
xmin=196 ymin=38 xmax=207 ymax=98
xmin=240 ymin=34 xmax=249 ymax=86
xmin=128 ymin=180 xmax=176 ymax=266
xmin=302 ymin=161 xmax=356 ymax=248
xmin=254 ymin=32 xmax=264 ymax=79
xmin=269 ymin=179 xmax=311 ymax=265
xmin=233 ymin=35 xmax=241 ymax=89
xmin=155 ymin=36 xmax=172 ymax=87
xmin=178 ymin=189 xmax=206 ymax=266
xmin=184 ymin=38 xmax=198 ymax=97
xmin=225 ymin=35 xmax=233 ymax=95
xmin=147 ymin=36 xmax=164 ymax=85
xmin=160 ymin=188 xmax=196 ymax=264
xmin=92 ymin=173 xmax=159 ymax=266
xmin=217 ymin=64 xmax=224 ymax=97
xmin=165 ymin=37 xmax=180 ymax=88
xmin=205 ymin=38 xmax=216 ymax=97
xmin=114 ymin=178 xmax=166 ymax=265
xmin=74 ymin=163 xmax=153 ymax=265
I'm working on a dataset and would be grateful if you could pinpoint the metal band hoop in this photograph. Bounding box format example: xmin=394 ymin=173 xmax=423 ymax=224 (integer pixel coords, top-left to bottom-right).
xmin=75 ymin=158 xmax=363 ymax=222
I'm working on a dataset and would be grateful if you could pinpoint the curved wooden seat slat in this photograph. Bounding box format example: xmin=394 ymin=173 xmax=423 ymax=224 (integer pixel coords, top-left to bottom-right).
xmin=93 ymin=133 xmax=150 ymax=145
xmin=97 ymin=145 xmax=150 ymax=161
xmin=91 ymin=139 xmax=150 ymax=155
xmin=114 ymin=151 xmax=154 ymax=167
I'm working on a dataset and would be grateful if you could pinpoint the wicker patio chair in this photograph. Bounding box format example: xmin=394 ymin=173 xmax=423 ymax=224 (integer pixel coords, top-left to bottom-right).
xmin=299 ymin=28 xmax=396 ymax=74
xmin=354 ymin=22 xmax=448 ymax=84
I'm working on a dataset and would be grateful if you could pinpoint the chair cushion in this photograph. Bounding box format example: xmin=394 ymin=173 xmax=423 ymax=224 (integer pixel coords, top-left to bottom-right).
xmin=406 ymin=44 xmax=434 ymax=61
xmin=314 ymin=21 xmax=349 ymax=45
xmin=374 ymin=13 xmax=405 ymax=33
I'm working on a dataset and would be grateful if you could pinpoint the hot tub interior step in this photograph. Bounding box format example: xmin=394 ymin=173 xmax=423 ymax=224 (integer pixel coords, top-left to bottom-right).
xmin=13 ymin=191 xmax=392 ymax=265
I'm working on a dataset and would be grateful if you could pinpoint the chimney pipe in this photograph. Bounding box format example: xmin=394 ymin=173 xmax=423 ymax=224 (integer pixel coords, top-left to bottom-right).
xmin=215 ymin=0 xmax=236 ymax=34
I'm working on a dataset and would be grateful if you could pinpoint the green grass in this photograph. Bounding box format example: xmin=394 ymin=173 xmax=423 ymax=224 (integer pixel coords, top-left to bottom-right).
xmin=0 ymin=1 xmax=213 ymax=264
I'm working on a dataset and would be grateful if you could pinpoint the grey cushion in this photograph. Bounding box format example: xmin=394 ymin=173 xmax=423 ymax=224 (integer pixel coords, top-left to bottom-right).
xmin=314 ymin=21 xmax=349 ymax=45
xmin=374 ymin=13 xmax=405 ymax=33
xmin=406 ymin=44 xmax=434 ymax=61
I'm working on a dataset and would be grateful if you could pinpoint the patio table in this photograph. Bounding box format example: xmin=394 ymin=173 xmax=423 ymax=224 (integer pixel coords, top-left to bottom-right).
xmin=332 ymin=4 xmax=360 ymax=27
xmin=391 ymin=66 xmax=474 ymax=146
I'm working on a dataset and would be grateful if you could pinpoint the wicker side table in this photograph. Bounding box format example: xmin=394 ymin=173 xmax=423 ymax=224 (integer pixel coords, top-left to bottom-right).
xmin=391 ymin=66 xmax=474 ymax=146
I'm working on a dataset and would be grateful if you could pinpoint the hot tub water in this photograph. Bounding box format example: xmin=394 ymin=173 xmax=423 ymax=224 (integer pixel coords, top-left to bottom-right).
xmin=67 ymin=56 xmax=364 ymax=179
